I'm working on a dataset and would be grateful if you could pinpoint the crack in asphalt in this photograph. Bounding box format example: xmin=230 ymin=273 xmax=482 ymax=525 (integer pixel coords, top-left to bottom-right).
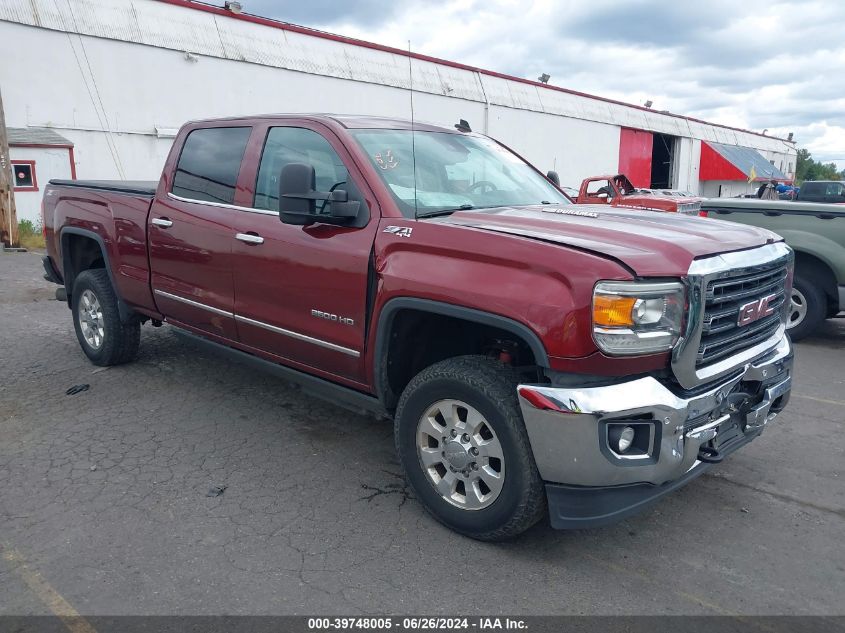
xmin=709 ymin=474 xmax=845 ymax=519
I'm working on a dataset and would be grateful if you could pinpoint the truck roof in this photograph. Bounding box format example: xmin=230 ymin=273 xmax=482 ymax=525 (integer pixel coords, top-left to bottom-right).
xmin=185 ymin=113 xmax=460 ymax=133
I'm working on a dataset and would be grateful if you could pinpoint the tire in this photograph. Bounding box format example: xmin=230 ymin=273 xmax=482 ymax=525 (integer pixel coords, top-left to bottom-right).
xmin=786 ymin=273 xmax=825 ymax=341
xmin=71 ymin=269 xmax=140 ymax=366
xmin=394 ymin=356 xmax=546 ymax=541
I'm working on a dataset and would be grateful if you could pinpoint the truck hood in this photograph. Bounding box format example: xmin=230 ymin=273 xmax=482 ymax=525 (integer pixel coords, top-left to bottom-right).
xmin=426 ymin=205 xmax=781 ymax=277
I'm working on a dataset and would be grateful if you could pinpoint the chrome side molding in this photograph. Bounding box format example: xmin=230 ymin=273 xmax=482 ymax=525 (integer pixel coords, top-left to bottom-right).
xmin=153 ymin=289 xmax=359 ymax=357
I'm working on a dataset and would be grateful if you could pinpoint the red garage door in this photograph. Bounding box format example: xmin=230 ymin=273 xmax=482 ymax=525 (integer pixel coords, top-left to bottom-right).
xmin=618 ymin=128 xmax=653 ymax=188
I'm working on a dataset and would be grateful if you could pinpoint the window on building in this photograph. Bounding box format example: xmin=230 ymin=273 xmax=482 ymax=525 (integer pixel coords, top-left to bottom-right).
xmin=11 ymin=161 xmax=37 ymax=191
xmin=171 ymin=127 xmax=251 ymax=204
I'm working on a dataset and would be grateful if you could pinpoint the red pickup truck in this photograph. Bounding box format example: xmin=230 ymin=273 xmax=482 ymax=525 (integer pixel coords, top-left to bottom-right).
xmin=571 ymin=173 xmax=704 ymax=214
xmin=42 ymin=115 xmax=794 ymax=540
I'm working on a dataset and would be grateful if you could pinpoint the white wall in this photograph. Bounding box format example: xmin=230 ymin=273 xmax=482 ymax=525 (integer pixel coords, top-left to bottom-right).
xmin=700 ymin=180 xmax=761 ymax=198
xmin=0 ymin=0 xmax=798 ymax=200
xmin=487 ymin=106 xmax=620 ymax=188
xmin=9 ymin=146 xmax=73 ymax=223
xmin=672 ymin=137 xmax=701 ymax=193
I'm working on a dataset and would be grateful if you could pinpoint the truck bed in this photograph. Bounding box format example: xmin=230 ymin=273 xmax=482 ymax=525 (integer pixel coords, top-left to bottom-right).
xmin=44 ymin=179 xmax=158 ymax=315
xmin=701 ymin=198 xmax=845 ymax=218
xmin=49 ymin=179 xmax=158 ymax=196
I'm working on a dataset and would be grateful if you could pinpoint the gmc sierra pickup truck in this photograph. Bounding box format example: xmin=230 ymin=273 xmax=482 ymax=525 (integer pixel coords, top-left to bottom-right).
xmin=42 ymin=115 xmax=795 ymax=540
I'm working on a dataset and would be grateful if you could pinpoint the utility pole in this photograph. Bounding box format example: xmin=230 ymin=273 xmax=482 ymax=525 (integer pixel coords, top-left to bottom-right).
xmin=0 ymin=87 xmax=20 ymax=249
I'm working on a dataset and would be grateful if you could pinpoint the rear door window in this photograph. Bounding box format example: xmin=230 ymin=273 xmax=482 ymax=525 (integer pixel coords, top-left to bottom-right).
xmin=826 ymin=182 xmax=845 ymax=197
xmin=172 ymin=127 xmax=251 ymax=204
xmin=586 ymin=179 xmax=613 ymax=198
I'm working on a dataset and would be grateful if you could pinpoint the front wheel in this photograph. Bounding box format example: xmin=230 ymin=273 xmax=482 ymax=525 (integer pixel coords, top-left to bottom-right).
xmin=394 ymin=356 xmax=546 ymax=541
xmin=786 ymin=273 xmax=825 ymax=341
xmin=71 ymin=269 xmax=140 ymax=366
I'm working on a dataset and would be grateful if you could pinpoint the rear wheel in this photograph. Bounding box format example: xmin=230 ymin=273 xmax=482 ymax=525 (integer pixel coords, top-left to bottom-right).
xmin=787 ymin=273 xmax=825 ymax=341
xmin=394 ymin=356 xmax=545 ymax=541
xmin=71 ymin=269 xmax=140 ymax=366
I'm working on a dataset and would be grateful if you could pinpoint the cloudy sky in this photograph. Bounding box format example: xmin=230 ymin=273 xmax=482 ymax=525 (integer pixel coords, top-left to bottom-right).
xmin=244 ymin=0 xmax=842 ymax=167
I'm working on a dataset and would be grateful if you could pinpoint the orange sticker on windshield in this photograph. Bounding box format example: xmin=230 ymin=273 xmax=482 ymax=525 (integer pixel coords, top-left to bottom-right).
xmin=374 ymin=150 xmax=399 ymax=170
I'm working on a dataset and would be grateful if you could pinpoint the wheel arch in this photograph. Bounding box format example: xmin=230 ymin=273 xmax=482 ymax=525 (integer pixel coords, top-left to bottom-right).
xmin=373 ymin=297 xmax=549 ymax=412
xmin=60 ymin=227 xmax=135 ymax=322
xmin=793 ymin=249 xmax=839 ymax=314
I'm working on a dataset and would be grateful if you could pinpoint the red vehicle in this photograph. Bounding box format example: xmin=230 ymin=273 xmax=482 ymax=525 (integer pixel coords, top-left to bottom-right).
xmin=42 ymin=115 xmax=794 ymax=540
xmin=573 ymin=173 xmax=704 ymax=214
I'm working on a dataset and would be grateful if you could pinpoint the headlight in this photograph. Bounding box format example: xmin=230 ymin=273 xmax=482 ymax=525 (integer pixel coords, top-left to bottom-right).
xmin=592 ymin=281 xmax=685 ymax=355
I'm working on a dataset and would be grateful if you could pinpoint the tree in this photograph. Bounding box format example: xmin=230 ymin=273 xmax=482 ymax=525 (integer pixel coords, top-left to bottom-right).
xmin=795 ymin=147 xmax=842 ymax=185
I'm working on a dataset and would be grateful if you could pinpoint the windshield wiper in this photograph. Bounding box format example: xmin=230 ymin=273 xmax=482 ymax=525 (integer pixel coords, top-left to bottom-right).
xmin=416 ymin=204 xmax=474 ymax=219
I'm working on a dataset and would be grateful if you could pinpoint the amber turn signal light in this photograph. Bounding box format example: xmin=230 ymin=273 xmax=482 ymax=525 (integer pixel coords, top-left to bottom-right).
xmin=593 ymin=295 xmax=637 ymax=327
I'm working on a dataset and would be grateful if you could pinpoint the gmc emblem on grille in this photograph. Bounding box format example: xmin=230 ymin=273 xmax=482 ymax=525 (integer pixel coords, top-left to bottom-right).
xmin=737 ymin=293 xmax=778 ymax=326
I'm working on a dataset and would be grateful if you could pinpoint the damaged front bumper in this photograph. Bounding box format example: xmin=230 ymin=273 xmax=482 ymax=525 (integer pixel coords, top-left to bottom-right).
xmin=517 ymin=334 xmax=793 ymax=529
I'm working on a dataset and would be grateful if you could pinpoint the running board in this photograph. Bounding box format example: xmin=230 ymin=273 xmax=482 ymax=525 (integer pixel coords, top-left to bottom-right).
xmin=173 ymin=329 xmax=389 ymax=419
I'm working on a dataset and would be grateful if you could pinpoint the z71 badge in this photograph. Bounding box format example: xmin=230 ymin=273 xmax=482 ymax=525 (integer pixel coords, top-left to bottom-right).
xmin=383 ymin=226 xmax=413 ymax=238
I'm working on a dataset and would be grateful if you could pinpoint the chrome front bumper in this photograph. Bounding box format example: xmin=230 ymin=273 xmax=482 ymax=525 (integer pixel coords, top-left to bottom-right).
xmin=518 ymin=334 xmax=793 ymax=489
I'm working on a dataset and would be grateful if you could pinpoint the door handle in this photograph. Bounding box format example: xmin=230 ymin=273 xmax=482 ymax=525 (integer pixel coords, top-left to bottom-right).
xmin=152 ymin=218 xmax=173 ymax=228
xmin=235 ymin=232 xmax=264 ymax=245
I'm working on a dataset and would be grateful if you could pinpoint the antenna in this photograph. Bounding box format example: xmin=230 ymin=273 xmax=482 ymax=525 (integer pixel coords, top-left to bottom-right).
xmin=408 ymin=40 xmax=419 ymax=219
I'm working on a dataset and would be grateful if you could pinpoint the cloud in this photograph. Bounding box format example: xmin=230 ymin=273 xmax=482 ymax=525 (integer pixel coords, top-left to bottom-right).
xmin=242 ymin=0 xmax=845 ymax=169
xmin=242 ymin=0 xmax=404 ymax=26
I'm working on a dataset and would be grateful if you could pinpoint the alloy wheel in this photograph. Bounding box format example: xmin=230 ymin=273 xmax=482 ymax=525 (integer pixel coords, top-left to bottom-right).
xmin=416 ymin=399 xmax=505 ymax=510
xmin=78 ymin=289 xmax=105 ymax=349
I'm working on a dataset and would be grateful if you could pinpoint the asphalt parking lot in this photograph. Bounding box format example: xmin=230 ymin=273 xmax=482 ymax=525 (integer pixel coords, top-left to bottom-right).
xmin=1 ymin=250 xmax=843 ymax=617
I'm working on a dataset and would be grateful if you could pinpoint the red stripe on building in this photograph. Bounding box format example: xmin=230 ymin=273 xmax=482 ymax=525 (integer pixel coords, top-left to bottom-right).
xmin=699 ymin=142 xmax=746 ymax=181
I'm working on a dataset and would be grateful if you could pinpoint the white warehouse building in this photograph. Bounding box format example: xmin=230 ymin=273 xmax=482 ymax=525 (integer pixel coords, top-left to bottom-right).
xmin=0 ymin=0 xmax=798 ymax=223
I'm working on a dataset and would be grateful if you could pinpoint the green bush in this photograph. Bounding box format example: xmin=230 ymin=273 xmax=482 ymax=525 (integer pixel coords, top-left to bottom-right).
xmin=18 ymin=219 xmax=38 ymax=237
xmin=16 ymin=219 xmax=45 ymax=250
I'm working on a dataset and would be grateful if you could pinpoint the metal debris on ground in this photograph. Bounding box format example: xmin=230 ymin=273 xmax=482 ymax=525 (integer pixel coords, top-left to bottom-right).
xmin=65 ymin=384 xmax=90 ymax=395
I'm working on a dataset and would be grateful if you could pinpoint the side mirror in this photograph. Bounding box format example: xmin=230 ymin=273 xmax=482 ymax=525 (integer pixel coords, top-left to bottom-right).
xmin=279 ymin=163 xmax=316 ymax=225
xmin=547 ymin=170 xmax=561 ymax=186
xmin=278 ymin=163 xmax=360 ymax=225
xmin=324 ymin=189 xmax=360 ymax=218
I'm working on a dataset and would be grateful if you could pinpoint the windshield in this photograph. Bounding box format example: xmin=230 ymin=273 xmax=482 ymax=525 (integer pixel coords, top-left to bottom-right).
xmin=350 ymin=129 xmax=571 ymax=218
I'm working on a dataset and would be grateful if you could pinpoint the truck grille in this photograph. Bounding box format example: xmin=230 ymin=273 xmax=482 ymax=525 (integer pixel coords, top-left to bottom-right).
xmin=697 ymin=260 xmax=788 ymax=367
xmin=678 ymin=201 xmax=701 ymax=215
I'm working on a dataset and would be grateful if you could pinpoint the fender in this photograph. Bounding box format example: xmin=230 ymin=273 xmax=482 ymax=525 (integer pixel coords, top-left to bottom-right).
xmin=59 ymin=226 xmax=136 ymax=323
xmin=373 ymin=297 xmax=550 ymax=405
xmin=776 ymin=229 xmax=843 ymax=284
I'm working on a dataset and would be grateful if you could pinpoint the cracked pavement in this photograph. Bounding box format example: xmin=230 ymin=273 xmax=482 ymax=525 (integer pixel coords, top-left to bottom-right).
xmin=1 ymin=251 xmax=843 ymax=616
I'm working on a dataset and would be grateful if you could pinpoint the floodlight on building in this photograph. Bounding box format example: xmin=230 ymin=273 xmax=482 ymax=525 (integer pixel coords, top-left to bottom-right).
xmin=644 ymin=100 xmax=653 ymax=108
xmin=224 ymin=1 xmax=243 ymax=13
xmin=537 ymin=73 xmax=550 ymax=84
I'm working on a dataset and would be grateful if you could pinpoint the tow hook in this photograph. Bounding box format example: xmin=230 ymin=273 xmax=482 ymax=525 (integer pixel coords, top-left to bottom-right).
xmin=697 ymin=445 xmax=724 ymax=464
xmin=726 ymin=391 xmax=753 ymax=415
